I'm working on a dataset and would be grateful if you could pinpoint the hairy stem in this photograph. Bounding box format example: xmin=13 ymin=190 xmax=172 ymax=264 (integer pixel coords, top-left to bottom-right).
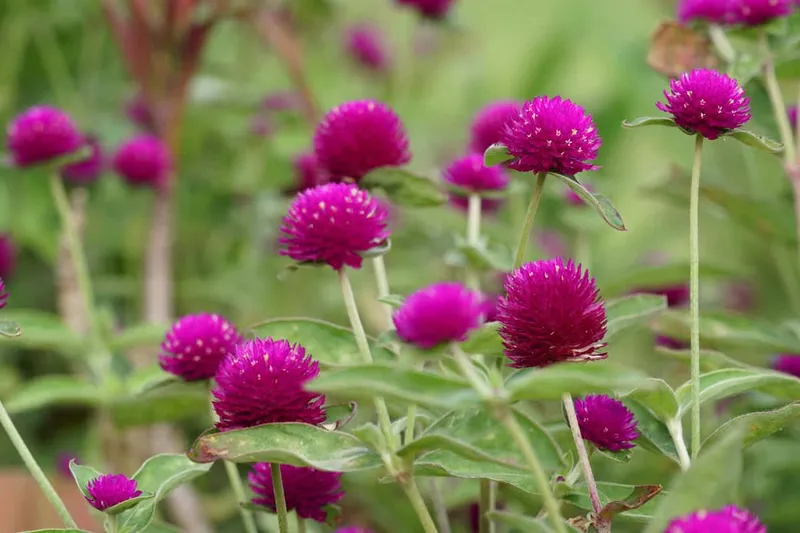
xmin=667 ymin=419 xmax=692 ymax=472
xmin=223 ymin=461 xmax=259 ymax=533
xmin=271 ymin=464 xmax=289 ymax=533
xmin=562 ymin=394 xmax=601 ymax=514
xmin=429 ymin=478 xmax=452 ymax=533
xmin=512 ymin=173 xmax=547 ymax=270
xmin=401 ymin=478 xmax=441 ymax=533
xmin=689 ymin=134 xmax=704 ymax=459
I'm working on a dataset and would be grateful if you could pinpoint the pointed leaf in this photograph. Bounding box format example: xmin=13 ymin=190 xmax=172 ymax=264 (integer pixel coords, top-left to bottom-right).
xmin=622 ymin=116 xmax=679 ymax=129
xmin=596 ymin=446 xmax=633 ymax=463
xmin=566 ymin=482 xmax=665 ymax=522
xmin=104 ymin=493 xmax=155 ymax=515
xmin=0 ymin=320 xmax=21 ymax=337
xmin=704 ymin=401 xmax=800 ymax=449
xmin=455 ymin=240 xmax=514 ymax=273
xmin=483 ymin=143 xmax=514 ymax=166
xmin=598 ymin=485 xmax=663 ymax=522
xmin=623 ymin=379 xmax=679 ymax=421
xmin=125 ymin=365 xmax=181 ymax=396
xmin=187 ymin=422 xmax=383 ymax=471
xmin=725 ymin=129 xmax=783 ymax=154
xmin=0 ymin=310 xmax=83 ymax=356
xmin=549 ymin=173 xmax=626 ymax=230
xmin=360 ymin=167 xmax=446 ymax=207
xmin=507 ymin=363 xmax=649 ymax=403
xmin=5 ymin=376 xmax=103 ymax=414
xmin=643 ymin=428 xmax=744 ymax=532
xmin=622 ymin=400 xmax=680 ymax=465
xmin=605 ymin=294 xmax=668 ymax=340
xmin=460 ymin=321 xmax=503 ymax=357
xmin=308 ymin=363 xmax=479 ymax=409
xmin=324 ymin=402 xmax=358 ymax=431
xmin=69 ymin=460 xmax=102 ymax=498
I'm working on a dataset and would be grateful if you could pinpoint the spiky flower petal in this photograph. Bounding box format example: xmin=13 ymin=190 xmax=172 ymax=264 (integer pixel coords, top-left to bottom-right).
xmin=249 ymin=464 xmax=344 ymax=523
xmin=85 ymin=473 xmax=142 ymax=511
xmin=469 ymin=101 xmax=522 ymax=154
xmin=159 ymin=313 xmax=240 ymax=381
xmin=7 ymin=106 xmax=82 ymax=167
xmin=212 ymin=338 xmax=325 ymax=431
xmin=656 ymin=68 xmax=751 ymax=140
xmin=113 ymin=135 xmax=172 ymax=188
xmin=497 ymin=258 xmax=607 ymax=368
xmin=665 ymin=506 xmax=766 ymax=533
xmin=443 ymin=153 xmax=509 ymax=213
xmin=573 ymin=394 xmax=639 ymax=452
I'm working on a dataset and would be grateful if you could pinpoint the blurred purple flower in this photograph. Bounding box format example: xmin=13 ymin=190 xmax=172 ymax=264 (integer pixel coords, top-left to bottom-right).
xmin=733 ymin=0 xmax=791 ymax=25
xmin=0 ymin=278 xmax=7 ymax=309
xmin=443 ymin=153 xmax=509 ymax=214
xmin=126 ymin=94 xmax=157 ymax=132
xmin=789 ymin=106 xmax=798 ymax=130
xmin=0 ymin=234 xmax=15 ymax=280
xmin=57 ymin=452 xmax=79 ymax=477
xmin=773 ymin=354 xmax=800 ymax=378
xmin=565 ymin=184 xmax=593 ymax=207
xmin=335 ymin=528 xmax=373 ymax=533
xmin=250 ymin=114 xmax=275 ymax=138
xmin=285 ymin=152 xmax=329 ymax=195
xmin=249 ymin=464 xmax=344 ymax=523
xmin=480 ymin=293 xmax=500 ymax=323
xmin=345 ymin=25 xmax=389 ymax=72
xmin=113 ymin=135 xmax=172 ymax=189
xmin=573 ymin=394 xmax=639 ymax=452
xmin=665 ymin=505 xmax=766 ymax=532
xmin=536 ymin=230 xmax=569 ymax=258
xmin=7 ymin=106 xmax=82 ymax=167
xmin=61 ymin=136 xmax=105 ymax=185
xmin=656 ymin=335 xmax=688 ymax=350
xmin=677 ymin=0 xmax=738 ymax=25
xmin=724 ymin=281 xmax=755 ymax=312
xmin=86 ymin=473 xmax=142 ymax=511
xmin=262 ymin=91 xmax=304 ymax=113
xmin=469 ymin=101 xmax=522 ymax=154
xmin=395 ymin=0 xmax=457 ymax=19
xmin=159 ymin=313 xmax=240 ymax=382
xmin=637 ymin=284 xmax=690 ymax=308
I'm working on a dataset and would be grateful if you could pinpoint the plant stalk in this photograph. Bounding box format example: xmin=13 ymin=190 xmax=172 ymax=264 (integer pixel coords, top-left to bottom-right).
xmin=689 ymin=134 xmax=704 ymax=459
xmin=371 ymin=255 xmax=394 ymax=328
xmin=562 ymin=394 xmax=601 ymax=514
xmin=401 ymin=477 xmax=442 ymax=533
xmin=271 ymin=464 xmax=289 ymax=533
xmin=512 ymin=173 xmax=547 ymax=270
xmin=667 ymin=419 xmax=692 ymax=471
xmin=761 ymin=30 xmax=796 ymax=165
xmin=479 ymin=479 xmax=496 ymax=533
xmin=429 ymin=478 xmax=453 ymax=533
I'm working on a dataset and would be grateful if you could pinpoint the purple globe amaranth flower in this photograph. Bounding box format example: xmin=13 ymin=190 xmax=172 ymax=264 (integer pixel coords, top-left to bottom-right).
xmin=278 ymin=183 xmax=390 ymax=270
xmin=443 ymin=153 xmax=509 ymax=213
xmin=7 ymin=106 xmax=82 ymax=167
xmin=0 ymin=234 xmax=15 ymax=280
xmin=393 ymin=282 xmax=484 ymax=349
xmin=481 ymin=293 xmax=500 ymax=323
xmin=469 ymin=101 xmax=523 ymax=154
xmin=498 ymin=258 xmax=607 ymax=368
xmin=126 ymin=94 xmax=156 ymax=132
xmin=656 ymin=68 xmax=751 ymax=140
xmin=314 ymin=100 xmax=410 ymax=182
xmin=212 ymin=337 xmax=325 ymax=431
xmin=61 ymin=136 xmax=104 ymax=185
xmin=251 ymin=114 xmax=275 ymax=138
xmin=285 ymin=152 xmax=328 ymax=195
xmin=85 ymin=473 xmax=143 ymax=511
xmin=159 ymin=313 xmax=240 ymax=382
xmin=665 ymin=506 xmax=766 ymax=533
xmin=395 ymin=0 xmax=457 ymax=19
xmin=573 ymin=394 xmax=639 ymax=452
xmin=0 ymin=278 xmax=7 ymax=309
xmin=249 ymin=464 xmax=344 ymax=523
xmin=345 ymin=25 xmax=390 ymax=72
xmin=501 ymin=96 xmax=601 ymax=176
xmin=677 ymin=0 xmax=738 ymax=25
xmin=734 ymin=0 xmax=791 ymax=25
xmin=773 ymin=354 xmax=800 ymax=378
xmin=113 ymin=134 xmax=172 ymax=189
xmin=656 ymin=335 xmax=688 ymax=350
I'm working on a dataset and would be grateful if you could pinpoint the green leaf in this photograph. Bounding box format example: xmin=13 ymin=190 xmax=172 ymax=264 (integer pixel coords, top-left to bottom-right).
xmin=605 ymin=294 xmax=668 ymax=340
xmin=487 ymin=511 xmax=574 ymax=532
xmin=360 ymin=239 xmax=392 ymax=258
xmin=596 ymin=446 xmax=633 ymax=463
xmin=0 ymin=309 xmax=83 ymax=356
xmin=566 ymin=482 xmax=664 ymax=522
xmin=460 ymin=321 xmax=504 ymax=357
xmin=623 ymin=379 xmax=679 ymax=421
xmin=483 ymin=143 xmax=514 ymax=166
xmin=725 ymin=129 xmax=783 ymax=154
xmin=187 ymin=422 xmax=383 ymax=471
xmin=622 ymin=116 xmax=679 ymax=129
xmin=643 ymin=428 xmax=744 ymax=532
xmin=5 ymin=375 xmax=103 ymax=414
xmin=308 ymin=362 xmax=479 ymax=410
xmin=548 ymin=173 xmax=626 ymax=231
xmin=377 ymin=294 xmax=404 ymax=308
xmin=69 ymin=460 xmax=102 ymax=498
xmin=0 ymin=320 xmax=21 ymax=337
xmin=247 ymin=318 xmax=395 ymax=365
xmin=125 ymin=365 xmax=180 ymax=396
xmin=654 ymin=346 xmax=752 ymax=372
xmin=704 ymin=402 xmax=800 ymax=450
xmin=110 ymin=323 xmax=169 ymax=351
xmin=506 ymin=363 xmax=648 ymax=403
xmin=108 ymin=382 xmax=209 ymax=429
xmin=104 ymin=493 xmax=155 ymax=515
xmin=117 ymin=454 xmax=213 ymax=533
xmin=324 ymin=402 xmax=358 ymax=430
xmin=360 ymin=167 xmax=446 ymax=207
xmin=597 ymin=485 xmax=663 ymax=522
xmin=455 ymin=240 xmax=514 ymax=273
xmin=602 ymin=262 xmax=733 ymax=297
xmin=622 ymin=400 xmax=680 ymax=464
xmin=141 ymin=523 xmax=181 ymax=533
xmin=675 ymin=368 xmax=800 ymax=417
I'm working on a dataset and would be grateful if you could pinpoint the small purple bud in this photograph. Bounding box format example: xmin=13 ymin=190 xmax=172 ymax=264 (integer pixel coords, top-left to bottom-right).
xmin=112 ymin=135 xmax=172 ymax=189
xmin=85 ymin=473 xmax=143 ymax=511
xmin=345 ymin=25 xmax=390 ymax=72
xmin=573 ymin=394 xmax=639 ymax=452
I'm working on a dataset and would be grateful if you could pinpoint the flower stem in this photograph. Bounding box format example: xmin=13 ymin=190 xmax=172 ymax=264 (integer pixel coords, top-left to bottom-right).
xmin=0 ymin=398 xmax=77 ymax=528
xmin=429 ymin=478 xmax=453 ymax=533
xmin=371 ymin=255 xmax=394 ymax=328
xmin=400 ymin=477 xmax=441 ymax=533
xmin=270 ymin=463 xmax=289 ymax=533
xmin=689 ymin=134 xmax=704 ymax=460
xmin=561 ymin=394 xmax=601 ymax=515
xmin=450 ymin=345 xmax=491 ymax=398
xmin=479 ymin=479 xmax=496 ymax=533
xmin=761 ymin=30 xmax=796 ymax=165
xmin=223 ymin=461 xmax=259 ymax=533
xmin=405 ymin=404 xmax=417 ymax=445
xmin=465 ymin=193 xmax=482 ymax=291
xmin=512 ymin=172 xmax=547 ymax=270
xmin=667 ymin=419 xmax=692 ymax=472
xmin=106 ymin=515 xmax=120 ymax=533
xmin=497 ymin=407 xmax=567 ymax=533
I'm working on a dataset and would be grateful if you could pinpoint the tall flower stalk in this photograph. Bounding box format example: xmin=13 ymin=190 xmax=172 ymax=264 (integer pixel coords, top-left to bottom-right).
xmin=688 ymin=134 xmax=704 ymax=458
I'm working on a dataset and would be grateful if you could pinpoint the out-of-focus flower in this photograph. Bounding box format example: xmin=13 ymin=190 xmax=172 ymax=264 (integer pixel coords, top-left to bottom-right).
xmin=0 ymin=278 xmax=7 ymax=309
xmin=573 ymin=394 xmax=639 ymax=452
xmin=285 ymin=152 xmax=329 ymax=195
xmin=85 ymin=473 xmax=143 ymax=511
xmin=773 ymin=354 xmax=800 ymax=378
xmin=564 ymin=184 xmax=593 ymax=207
xmin=677 ymin=0 xmax=738 ymax=25
xmin=535 ymin=230 xmax=569 ymax=258
xmin=656 ymin=335 xmax=688 ymax=350
xmin=394 ymin=0 xmax=457 ymax=19
xmin=345 ymin=25 xmax=390 ymax=72
xmin=159 ymin=313 xmax=240 ymax=381
xmin=469 ymin=101 xmax=522 ymax=154
xmin=57 ymin=452 xmax=79 ymax=478
xmin=664 ymin=505 xmax=766 ymax=533
xmin=0 ymin=234 xmax=15 ymax=280
xmin=635 ymin=284 xmax=690 ymax=308
xmin=443 ymin=153 xmax=509 ymax=213
xmin=126 ymin=94 xmax=157 ymax=132
xmin=7 ymin=106 xmax=82 ymax=167
xmin=112 ymin=135 xmax=172 ymax=188
xmin=249 ymin=464 xmax=344 ymax=523
xmin=733 ymin=0 xmax=791 ymax=26
xmin=61 ymin=136 xmax=105 ymax=185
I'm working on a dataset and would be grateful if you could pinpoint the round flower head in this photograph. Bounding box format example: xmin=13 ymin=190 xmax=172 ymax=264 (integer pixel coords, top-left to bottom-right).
xmin=665 ymin=505 xmax=766 ymax=533
xmin=395 ymin=0 xmax=456 ymax=19
xmin=536 ymin=230 xmax=569 ymax=258
xmin=481 ymin=294 xmax=500 ymax=323
xmin=313 ymin=100 xmax=410 ymax=182
xmin=126 ymin=94 xmax=156 ymax=132
xmin=497 ymin=258 xmax=607 ymax=368
xmin=249 ymin=464 xmax=344 ymax=522
xmin=443 ymin=153 xmax=509 ymax=213
xmin=501 ymin=96 xmax=601 ymax=176
xmin=773 ymin=354 xmax=800 ymax=378
xmin=656 ymin=68 xmax=751 ymax=140
xmin=0 ymin=278 xmax=7 ymax=309
xmin=393 ymin=282 xmax=484 ymax=349
xmin=469 ymin=101 xmax=523 ymax=154
xmin=113 ymin=134 xmax=172 ymax=188
xmin=7 ymin=106 xmax=82 ymax=167
xmin=345 ymin=25 xmax=389 ymax=72
xmin=250 ymin=114 xmax=275 ymax=138
xmin=573 ymin=394 xmax=639 ymax=452
xmin=159 ymin=313 xmax=240 ymax=381
xmin=734 ymin=0 xmax=791 ymax=25
xmin=285 ymin=152 xmax=328 ymax=195
xmin=677 ymin=0 xmax=738 ymax=25
xmin=85 ymin=473 xmax=143 ymax=511
xmin=0 ymin=234 xmax=15 ymax=280
xmin=278 ymin=183 xmax=390 ymax=270
xmin=61 ymin=136 xmax=104 ymax=185
xmin=212 ymin=337 xmax=325 ymax=431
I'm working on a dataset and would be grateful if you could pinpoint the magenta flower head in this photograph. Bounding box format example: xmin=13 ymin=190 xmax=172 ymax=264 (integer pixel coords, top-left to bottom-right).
xmin=279 ymin=183 xmax=390 ymax=270
xmin=573 ymin=394 xmax=639 ymax=452
xmin=497 ymin=258 xmax=607 ymax=368
xmin=61 ymin=136 xmax=104 ymax=185
xmin=395 ymin=0 xmax=456 ymax=19
xmin=7 ymin=106 xmax=82 ymax=167
xmin=159 ymin=313 xmax=240 ymax=382
xmin=0 ymin=277 xmax=7 ymax=309
xmin=85 ymin=473 xmax=143 ymax=511
xmin=773 ymin=354 xmax=800 ymax=378
xmin=481 ymin=294 xmax=500 ymax=323
xmin=501 ymin=96 xmax=601 ymax=176
xmin=393 ymin=282 xmax=484 ymax=349
xmin=212 ymin=337 xmax=325 ymax=431
xmin=249 ymin=464 xmax=344 ymax=522
xmin=677 ymin=0 xmax=738 ymax=25
xmin=285 ymin=152 xmax=328 ymax=195
xmin=0 ymin=234 xmax=15 ymax=280
xmin=345 ymin=25 xmax=389 ymax=72
xmin=313 ymin=100 xmax=410 ymax=182
xmin=469 ymin=101 xmax=523 ymax=154
xmin=789 ymin=106 xmax=798 ymax=130
xmin=734 ymin=0 xmax=791 ymax=25
xmin=113 ymin=135 xmax=172 ymax=189
xmin=656 ymin=68 xmax=751 ymax=140
xmin=443 ymin=153 xmax=509 ymax=213
xmin=665 ymin=506 xmax=766 ymax=533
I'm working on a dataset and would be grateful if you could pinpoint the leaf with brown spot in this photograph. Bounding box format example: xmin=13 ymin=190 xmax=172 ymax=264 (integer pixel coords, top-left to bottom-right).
xmin=598 ymin=485 xmax=663 ymax=522
xmin=647 ymin=21 xmax=717 ymax=77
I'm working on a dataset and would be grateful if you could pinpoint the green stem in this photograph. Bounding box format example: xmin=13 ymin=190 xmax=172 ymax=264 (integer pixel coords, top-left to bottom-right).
xmin=498 ymin=408 xmax=567 ymax=533
xmin=562 ymin=394 xmax=601 ymax=514
xmin=689 ymin=134 xmax=704 ymax=460
xmin=465 ymin=193 xmax=482 ymax=291
xmin=479 ymin=479 xmax=496 ymax=533
xmin=401 ymin=478 xmax=441 ymax=533
xmin=761 ymin=30 xmax=796 ymax=166
xmin=708 ymin=24 xmax=736 ymax=64
xmin=405 ymin=404 xmax=417 ymax=446
xmin=512 ymin=173 xmax=547 ymax=270
xmin=429 ymin=478 xmax=452 ymax=533
xmin=450 ymin=345 xmax=492 ymax=398
xmin=667 ymin=419 xmax=692 ymax=472
xmin=0 ymin=398 xmax=77 ymax=527
xmin=296 ymin=515 xmax=307 ymax=533
xmin=106 ymin=515 xmax=119 ymax=533
xmin=223 ymin=461 xmax=259 ymax=533
xmin=370 ymin=255 xmax=394 ymax=328
xmin=271 ymin=464 xmax=289 ymax=533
